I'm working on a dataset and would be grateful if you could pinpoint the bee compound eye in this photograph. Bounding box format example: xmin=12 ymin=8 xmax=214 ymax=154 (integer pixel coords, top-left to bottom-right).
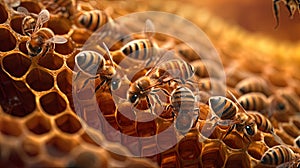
xmin=130 ymin=94 xmax=139 ymax=103
xmin=277 ymin=103 xmax=286 ymax=110
xmin=111 ymin=80 xmax=120 ymax=90
xmin=245 ymin=125 xmax=255 ymax=136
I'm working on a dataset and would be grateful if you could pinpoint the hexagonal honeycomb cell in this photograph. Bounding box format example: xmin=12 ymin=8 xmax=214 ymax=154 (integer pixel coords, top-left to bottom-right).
xmin=0 ymin=0 xmax=299 ymax=167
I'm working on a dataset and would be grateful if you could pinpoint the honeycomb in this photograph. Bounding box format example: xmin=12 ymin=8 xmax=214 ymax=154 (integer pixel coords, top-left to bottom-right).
xmin=0 ymin=0 xmax=299 ymax=168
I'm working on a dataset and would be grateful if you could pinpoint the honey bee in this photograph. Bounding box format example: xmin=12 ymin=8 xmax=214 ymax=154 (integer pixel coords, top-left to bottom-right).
xmin=247 ymin=111 xmax=275 ymax=134
xmin=75 ymin=9 xmax=111 ymax=32
xmin=110 ymin=20 xmax=159 ymax=63
xmin=238 ymin=92 xmax=269 ymax=113
xmin=209 ymin=96 xmax=238 ymax=120
xmin=127 ymin=50 xmax=179 ymax=114
xmin=74 ymin=43 xmax=121 ymax=92
xmin=15 ymin=7 xmax=38 ymax=36
xmin=235 ymin=77 xmax=271 ymax=96
xmin=273 ymin=0 xmax=300 ymax=28
xmin=208 ymin=92 xmax=257 ymax=141
xmin=260 ymin=145 xmax=296 ymax=166
xmin=25 ymin=9 xmax=67 ymax=57
xmin=166 ymin=86 xmax=199 ymax=134
xmin=157 ymin=59 xmax=195 ymax=84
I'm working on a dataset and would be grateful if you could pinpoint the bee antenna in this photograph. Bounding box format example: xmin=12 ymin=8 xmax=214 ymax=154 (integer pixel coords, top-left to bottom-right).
xmin=102 ymin=42 xmax=115 ymax=66
xmin=226 ymin=90 xmax=248 ymax=113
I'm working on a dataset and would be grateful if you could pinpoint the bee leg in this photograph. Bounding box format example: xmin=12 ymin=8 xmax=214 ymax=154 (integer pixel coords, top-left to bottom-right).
xmin=273 ymin=0 xmax=281 ymax=28
xmin=223 ymin=124 xmax=235 ymax=140
xmin=285 ymin=3 xmax=294 ymax=18
xmin=80 ymin=74 xmax=100 ymax=92
xmin=95 ymin=78 xmax=106 ymax=92
xmin=145 ymin=95 xmax=154 ymax=115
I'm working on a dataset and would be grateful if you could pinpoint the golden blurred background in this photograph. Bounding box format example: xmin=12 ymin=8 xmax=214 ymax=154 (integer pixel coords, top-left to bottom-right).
xmin=187 ymin=0 xmax=300 ymax=43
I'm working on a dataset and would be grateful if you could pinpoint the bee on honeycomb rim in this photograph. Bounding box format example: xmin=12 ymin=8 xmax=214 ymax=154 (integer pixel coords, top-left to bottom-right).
xmin=22 ymin=9 xmax=67 ymax=57
xmin=209 ymin=91 xmax=283 ymax=144
xmin=165 ymin=86 xmax=199 ymax=135
xmin=74 ymin=43 xmax=123 ymax=93
xmin=127 ymin=50 xmax=195 ymax=115
xmin=260 ymin=145 xmax=299 ymax=166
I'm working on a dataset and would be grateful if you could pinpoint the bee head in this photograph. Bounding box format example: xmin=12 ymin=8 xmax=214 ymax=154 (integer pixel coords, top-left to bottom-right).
xmin=26 ymin=40 xmax=42 ymax=57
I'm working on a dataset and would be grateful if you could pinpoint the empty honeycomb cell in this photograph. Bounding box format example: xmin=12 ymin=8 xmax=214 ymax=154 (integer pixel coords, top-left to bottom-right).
xmin=102 ymin=115 xmax=122 ymax=142
xmin=45 ymin=135 xmax=78 ymax=157
xmin=224 ymin=153 xmax=250 ymax=168
xmin=116 ymin=102 xmax=136 ymax=128
xmin=10 ymin=15 xmax=24 ymax=35
xmin=66 ymin=49 xmax=80 ymax=70
xmin=40 ymin=92 xmax=67 ymax=115
xmin=161 ymin=150 xmax=180 ymax=167
xmin=6 ymin=149 xmax=25 ymax=168
xmin=247 ymin=142 xmax=267 ymax=160
xmin=19 ymin=1 xmax=41 ymax=14
xmin=281 ymin=124 xmax=300 ymax=138
xmin=264 ymin=134 xmax=280 ymax=148
xmin=178 ymin=135 xmax=202 ymax=160
xmin=57 ymin=69 xmax=72 ymax=96
xmin=0 ymin=75 xmax=36 ymax=117
xmin=22 ymin=138 xmax=40 ymax=157
xmin=19 ymin=40 xmax=28 ymax=54
xmin=0 ymin=28 xmax=16 ymax=52
xmin=2 ymin=52 xmax=31 ymax=78
xmin=136 ymin=119 xmax=156 ymax=137
xmin=201 ymin=141 xmax=226 ymax=168
xmin=26 ymin=68 xmax=54 ymax=91
xmin=55 ymin=114 xmax=82 ymax=134
xmin=0 ymin=117 xmax=22 ymax=137
xmin=2 ymin=5 xmax=9 ymax=22
xmin=222 ymin=132 xmax=247 ymax=149
xmin=97 ymin=92 xmax=116 ymax=116
xmin=54 ymin=38 xmax=75 ymax=55
xmin=47 ymin=16 xmax=72 ymax=35
xmin=71 ymin=28 xmax=92 ymax=45
xmin=38 ymin=52 xmax=64 ymax=70
xmin=0 ymin=4 xmax=8 ymax=24
xmin=25 ymin=115 xmax=51 ymax=135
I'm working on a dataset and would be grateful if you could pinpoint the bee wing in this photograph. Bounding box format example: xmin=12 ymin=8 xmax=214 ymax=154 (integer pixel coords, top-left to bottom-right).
xmin=144 ymin=19 xmax=155 ymax=38
xmin=145 ymin=50 xmax=176 ymax=77
xmin=102 ymin=42 xmax=114 ymax=66
xmin=48 ymin=36 xmax=68 ymax=44
xmin=16 ymin=6 xmax=29 ymax=15
xmin=226 ymin=90 xmax=248 ymax=113
xmin=6 ymin=0 xmax=21 ymax=8
xmin=34 ymin=9 xmax=50 ymax=32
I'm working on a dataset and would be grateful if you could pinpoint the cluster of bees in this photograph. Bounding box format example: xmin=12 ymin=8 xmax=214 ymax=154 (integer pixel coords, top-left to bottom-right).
xmin=2 ymin=0 xmax=300 ymax=167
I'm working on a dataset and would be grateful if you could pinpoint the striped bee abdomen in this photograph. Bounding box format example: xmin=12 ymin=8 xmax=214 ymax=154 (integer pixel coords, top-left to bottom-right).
xmin=209 ymin=96 xmax=238 ymax=120
xmin=75 ymin=51 xmax=105 ymax=75
xmin=261 ymin=145 xmax=296 ymax=165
